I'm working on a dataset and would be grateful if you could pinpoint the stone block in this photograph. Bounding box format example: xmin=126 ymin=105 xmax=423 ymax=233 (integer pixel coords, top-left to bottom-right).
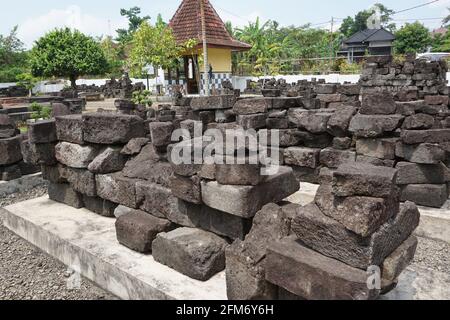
xmin=55 ymin=115 xmax=83 ymax=144
xmin=1 ymin=165 xmax=21 ymax=181
xmin=55 ymin=142 xmax=101 ymax=169
xmin=31 ymin=143 xmax=56 ymax=166
xmin=149 ymin=122 xmax=174 ymax=147
xmin=401 ymin=129 xmax=450 ymax=145
xmin=96 ymin=173 xmax=139 ymax=208
xmin=295 ymin=131 xmax=333 ymax=148
xmin=215 ymin=156 xmax=263 ymax=186
xmin=201 ymin=167 xmax=299 ymax=218
xmin=315 ymin=84 xmax=337 ymax=94
xmin=356 ymin=138 xmax=398 ymax=160
xmin=316 ymin=94 xmax=342 ymax=103
xmin=291 ymin=201 xmax=420 ymax=270
xmin=82 ymin=195 xmax=118 ymax=218
xmin=41 ymin=165 xmax=65 ymax=183
xmin=152 ymin=228 xmax=228 ymax=281
xmin=395 ymin=162 xmax=448 ymax=185
xmin=116 ymin=210 xmax=173 ymax=253
xmin=83 ymin=113 xmax=145 ymax=144
xmin=28 ymin=120 xmax=57 ymax=144
xmin=61 ymin=166 xmax=96 ymax=196
xmin=48 ymin=182 xmax=84 ymax=209
xmin=288 ymin=109 xmax=333 ymax=133
xmin=395 ymin=143 xmax=445 ymax=164
xmin=320 ymin=148 xmax=356 ymax=169
xmin=120 ymin=138 xmax=149 ymax=155
xmin=169 ymin=174 xmax=202 ymax=204
xmin=284 ymin=147 xmax=320 ymax=169
xmin=400 ymin=184 xmax=448 ymax=208
xmin=326 ymin=106 xmax=357 ymax=137
xmin=292 ymin=166 xmax=321 ymax=184
xmin=190 ymin=95 xmax=236 ymax=111
xmin=266 ymin=237 xmax=379 ymax=300
xmin=333 ymin=137 xmax=352 ymax=150
xmin=233 ymin=98 xmax=269 ymax=115
xmin=114 ymin=205 xmax=133 ymax=218
xmin=266 ymin=117 xmax=289 ymax=129
xmin=337 ymin=84 xmax=360 ymax=95
xmin=360 ymin=92 xmax=396 ymax=115
xmin=237 ymin=113 xmax=267 ymax=130
xmin=20 ymin=139 xmax=35 ymax=164
xmin=402 ymin=114 xmax=435 ymax=130
xmin=332 ymin=163 xmax=397 ymax=198
xmin=87 ymin=146 xmax=126 ymax=174
xmin=424 ymin=95 xmax=449 ymax=105
xmin=271 ymin=97 xmax=304 ymax=109
xmin=395 ymin=101 xmax=423 ymax=115
xmin=349 ymin=114 xmax=404 ymax=138
xmin=356 ymin=155 xmax=395 ymax=168
xmin=0 ymin=136 xmax=22 ymax=165
xmin=382 ymin=236 xmax=418 ymax=282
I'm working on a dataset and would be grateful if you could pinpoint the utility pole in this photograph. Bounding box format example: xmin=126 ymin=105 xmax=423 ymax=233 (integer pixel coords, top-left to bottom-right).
xmin=329 ymin=17 xmax=334 ymax=71
xmin=200 ymin=0 xmax=210 ymax=96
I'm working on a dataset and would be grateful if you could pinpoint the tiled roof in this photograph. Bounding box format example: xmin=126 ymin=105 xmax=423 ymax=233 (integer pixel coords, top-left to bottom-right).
xmin=169 ymin=0 xmax=251 ymax=51
xmin=344 ymin=28 xmax=395 ymax=44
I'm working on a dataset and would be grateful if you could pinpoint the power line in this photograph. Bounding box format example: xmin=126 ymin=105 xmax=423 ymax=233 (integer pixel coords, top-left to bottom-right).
xmin=392 ymin=0 xmax=441 ymax=15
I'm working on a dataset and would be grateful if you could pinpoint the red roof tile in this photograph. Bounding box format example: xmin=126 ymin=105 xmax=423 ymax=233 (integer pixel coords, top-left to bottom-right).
xmin=169 ymin=0 xmax=251 ymax=51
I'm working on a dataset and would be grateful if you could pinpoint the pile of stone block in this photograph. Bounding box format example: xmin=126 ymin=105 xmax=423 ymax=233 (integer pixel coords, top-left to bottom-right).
xmin=226 ymin=163 xmax=420 ymax=300
xmin=101 ymin=74 xmax=145 ymax=99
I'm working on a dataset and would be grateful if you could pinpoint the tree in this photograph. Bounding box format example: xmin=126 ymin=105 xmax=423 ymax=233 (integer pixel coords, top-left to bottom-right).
xmin=394 ymin=22 xmax=432 ymax=54
xmin=16 ymin=73 xmax=39 ymax=97
xmin=339 ymin=4 xmax=395 ymax=37
xmin=432 ymin=30 xmax=450 ymax=52
xmin=29 ymin=28 xmax=109 ymax=88
xmin=0 ymin=26 xmax=29 ymax=82
xmin=100 ymin=36 xmax=124 ymax=77
xmin=116 ymin=7 xmax=151 ymax=44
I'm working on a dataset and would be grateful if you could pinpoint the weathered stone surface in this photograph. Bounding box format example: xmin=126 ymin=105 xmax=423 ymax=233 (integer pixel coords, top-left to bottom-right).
xmin=316 ymin=94 xmax=342 ymax=103
xmin=356 ymin=138 xmax=398 ymax=160
xmin=55 ymin=115 xmax=83 ymax=144
xmin=0 ymin=129 xmax=17 ymax=139
xmin=83 ymin=113 xmax=145 ymax=144
xmin=116 ymin=210 xmax=173 ymax=253
xmin=201 ymin=167 xmax=299 ymax=218
xmin=360 ymin=92 xmax=396 ymax=115
xmin=333 ymin=137 xmax=352 ymax=150
xmin=149 ymin=122 xmax=174 ymax=147
xmin=41 ymin=165 xmax=65 ymax=183
xmin=271 ymin=97 xmax=304 ymax=109
xmin=82 ymin=195 xmax=118 ymax=218
xmin=122 ymin=144 xmax=173 ymax=187
xmin=215 ymin=156 xmax=263 ymax=186
xmin=0 ymin=114 xmax=15 ymax=130
xmin=0 ymin=136 xmax=22 ymax=165
xmin=382 ymin=236 xmax=418 ymax=282
xmin=266 ymin=237 xmax=379 ymax=300
xmin=55 ymin=142 xmax=100 ymax=169
xmin=266 ymin=117 xmax=289 ymax=129
xmin=315 ymin=183 xmax=397 ymax=237
xmin=284 ymin=147 xmax=320 ymax=169
xmin=152 ymin=228 xmax=228 ymax=281
xmin=315 ymin=84 xmax=337 ymax=94
xmin=320 ymin=148 xmax=356 ymax=169
xmin=288 ymin=109 xmax=333 ymax=133
xmin=120 ymin=138 xmax=149 ymax=155
xmin=349 ymin=114 xmax=404 ymax=138
xmin=237 ymin=113 xmax=267 ymax=130
xmin=424 ymin=95 xmax=449 ymax=105
xmin=400 ymin=184 xmax=448 ymax=208
xmin=295 ymin=131 xmax=333 ymax=148
xmin=51 ymin=103 xmax=71 ymax=117
xmin=338 ymin=84 xmax=360 ymax=95
xmin=401 ymin=129 xmax=450 ymax=145
xmin=356 ymin=155 xmax=395 ymax=167
xmin=87 ymin=146 xmax=126 ymax=174
xmin=28 ymin=120 xmax=57 ymax=144
xmin=233 ymin=98 xmax=270 ymax=115
xmin=1 ymin=165 xmax=21 ymax=181
xmin=326 ymin=106 xmax=357 ymax=137
xmin=226 ymin=203 xmax=294 ymax=300
xmin=96 ymin=173 xmax=139 ymax=208
xmin=190 ymin=95 xmax=236 ymax=111
xmin=17 ymin=161 xmax=40 ymax=176
xmin=169 ymin=174 xmax=202 ymax=204
xmin=332 ymin=163 xmax=397 ymax=198
xmin=402 ymin=114 xmax=435 ymax=130
xmin=395 ymin=101 xmax=423 ymax=115
xmin=292 ymin=166 xmax=321 ymax=184
xmin=31 ymin=143 xmax=56 ymax=166
xmin=395 ymin=143 xmax=445 ymax=164
xmin=61 ymin=166 xmax=96 ymax=196
xmin=291 ymin=201 xmax=420 ymax=270
xmin=48 ymin=182 xmax=84 ymax=209
xmin=114 ymin=205 xmax=133 ymax=218
xmin=396 ymin=162 xmax=448 ymax=185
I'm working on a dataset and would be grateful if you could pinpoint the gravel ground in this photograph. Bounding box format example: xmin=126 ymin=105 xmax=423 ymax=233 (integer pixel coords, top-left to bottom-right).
xmin=0 ymin=186 xmax=117 ymax=300
xmin=412 ymin=237 xmax=450 ymax=274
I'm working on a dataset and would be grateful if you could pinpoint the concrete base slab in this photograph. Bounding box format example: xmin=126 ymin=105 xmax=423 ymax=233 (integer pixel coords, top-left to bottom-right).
xmin=1 ymin=196 xmax=226 ymax=300
xmin=0 ymin=173 xmax=46 ymax=198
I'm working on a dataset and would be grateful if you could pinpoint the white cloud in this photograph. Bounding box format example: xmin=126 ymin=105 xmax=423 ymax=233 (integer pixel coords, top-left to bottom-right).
xmin=17 ymin=5 xmax=128 ymax=48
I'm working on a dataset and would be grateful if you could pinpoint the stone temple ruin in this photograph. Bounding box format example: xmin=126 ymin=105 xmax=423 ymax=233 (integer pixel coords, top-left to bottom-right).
xmin=18 ymin=55 xmax=450 ymax=300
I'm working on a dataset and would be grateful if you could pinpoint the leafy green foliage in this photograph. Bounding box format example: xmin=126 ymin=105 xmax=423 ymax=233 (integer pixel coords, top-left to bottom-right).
xmin=30 ymin=102 xmax=51 ymax=120
xmin=394 ymin=22 xmax=432 ymax=54
xmin=16 ymin=73 xmax=39 ymax=97
xmin=100 ymin=36 xmax=124 ymax=77
xmin=0 ymin=26 xmax=29 ymax=82
xmin=132 ymin=90 xmax=152 ymax=107
xmin=432 ymin=30 xmax=450 ymax=52
xmin=116 ymin=7 xmax=151 ymax=44
xmin=29 ymin=28 xmax=108 ymax=88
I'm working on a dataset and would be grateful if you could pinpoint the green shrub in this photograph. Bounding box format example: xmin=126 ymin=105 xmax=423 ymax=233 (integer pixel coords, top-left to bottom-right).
xmin=132 ymin=90 xmax=153 ymax=107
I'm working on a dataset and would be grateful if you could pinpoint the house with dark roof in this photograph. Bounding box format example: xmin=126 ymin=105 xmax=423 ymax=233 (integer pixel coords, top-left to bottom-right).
xmin=338 ymin=28 xmax=396 ymax=63
xmin=168 ymin=0 xmax=251 ymax=94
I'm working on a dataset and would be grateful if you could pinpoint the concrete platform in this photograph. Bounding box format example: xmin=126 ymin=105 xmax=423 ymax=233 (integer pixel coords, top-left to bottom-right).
xmin=2 ymin=196 xmax=449 ymax=300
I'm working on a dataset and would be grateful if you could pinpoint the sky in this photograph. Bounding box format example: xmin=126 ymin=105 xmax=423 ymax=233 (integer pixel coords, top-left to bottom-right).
xmin=1 ymin=0 xmax=450 ymax=48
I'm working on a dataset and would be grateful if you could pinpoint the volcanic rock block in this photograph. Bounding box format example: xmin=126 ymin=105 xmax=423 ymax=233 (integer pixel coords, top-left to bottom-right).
xmin=152 ymin=228 xmax=228 ymax=281
xmin=41 ymin=165 xmax=65 ymax=183
xmin=326 ymin=106 xmax=357 ymax=137
xmin=48 ymin=182 xmax=84 ymax=209
xmin=169 ymin=174 xmax=202 ymax=204
xmin=332 ymin=163 xmax=397 ymax=198
xmin=96 ymin=173 xmax=139 ymax=208
xmin=55 ymin=142 xmax=101 ymax=169
xmin=0 ymin=136 xmax=22 ymax=165
xmin=382 ymin=236 xmax=418 ymax=283
xmin=424 ymin=95 xmax=449 ymax=106
xmin=149 ymin=122 xmax=174 ymax=147
xmin=295 ymin=131 xmax=333 ymax=149
xmin=271 ymin=97 xmax=304 ymax=109
xmin=237 ymin=114 xmax=267 ymax=130
xmin=401 ymin=129 xmax=450 ymax=145
xmin=284 ymin=147 xmax=321 ymax=169
xmin=356 ymin=155 xmax=395 ymax=168
xmin=1 ymin=165 xmax=21 ymax=181
xmin=288 ymin=109 xmax=333 ymax=133
xmin=190 ymin=95 xmax=236 ymax=111
xmin=402 ymin=114 xmax=435 ymax=130
xmin=316 ymin=94 xmax=342 ymax=103
xmin=20 ymin=139 xmax=38 ymax=165
xmin=116 ymin=210 xmax=173 ymax=253
xmin=55 ymin=115 xmax=83 ymax=144
xmin=349 ymin=114 xmax=404 ymax=138
xmin=120 ymin=138 xmax=149 ymax=155
xmin=396 ymin=162 xmax=448 ymax=185
xmin=18 ymin=161 xmax=40 ymax=176
xmin=291 ymin=201 xmax=420 ymax=270
xmin=51 ymin=103 xmax=71 ymax=117
xmin=32 ymin=143 xmax=57 ymax=166
xmin=265 ymin=237 xmax=379 ymax=300
xmin=315 ymin=184 xmax=397 ymax=237
xmin=201 ymin=166 xmax=299 ymax=218
xmin=338 ymin=84 xmax=361 ymax=95
xmin=114 ymin=205 xmax=133 ymax=218
xmin=400 ymin=184 xmax=448 ymax=208
xmin=315 ymin=84 xmax=337 ymax=94
xmin=83 ymin=113 xmax=145 ymax=144
xmin=266 ymin=117 xmax=289 ymax=129
xmin=215 ymin=156 xmax=263 ymax=186
xmin=395 ymin=143 xmax=445 ymax=164
xmin=87 ymin=146 xmax=125 ymax=174
xmin=320 ymin=148 xmax=356 ymax=169
xmin=360 ymin=92 xmax=396 ymax=115
xmin=333 ymin=137 xmax=352 ymax=150
xmin=233 ymin=98 xmax=270 ymax=115
xmin=61 ymin=166 xmax=96 ymax=197
xmin=395 ymin=101 xmax=424 ymax=116
xmin=0 ymin=114 xmax=15 ymax=130
xmin=261 ymin=89 xmax=281 ymax=97
xmin=356 ymin=138 xmax=398 ymax=160
xmin=28 ymin=120 xmax=57 ymax=144
xmin=82 ymin=195 xmax=118 ymax=218
xmin=278 ymin=129 xmax=303 ymax=147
